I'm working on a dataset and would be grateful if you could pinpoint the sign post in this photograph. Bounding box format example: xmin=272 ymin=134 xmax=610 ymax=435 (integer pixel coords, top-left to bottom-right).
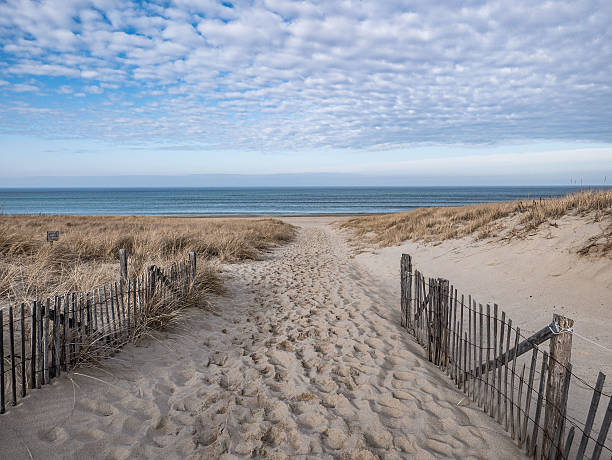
xmin=46 ymin=231 xmax=59 ymax=246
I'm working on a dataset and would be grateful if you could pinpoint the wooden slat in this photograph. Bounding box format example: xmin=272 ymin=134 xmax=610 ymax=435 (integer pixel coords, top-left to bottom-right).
xmin=504 ymin=318 xmax=512 ymax=431
xmin=497 ymin=310 xmax=505 ymax=424
xmin=127 ymin=278 xmax=131 ymax=333
xmin=452 ymin=293 xmax=458 ymax=384
xmin=113 ymin=282 xmax=121 ymax=336
xmin=420 ymin=274 xmax=426 ymax=345
xmin=145 ymin=271 xmax=150 ymax=315
xmin=53 ymin=296 xmax=60 ymax=378
xmin=516 ymin=363 xmax=526 ymax=443
xmin=86 ymin=292 xmax=92 ymax=336
xmin=520 ymin=348 xmax=538 ymax=448
xmin=445 ymin=286 xmax=453 ymax=373
xmin=75 ymin=294 xmax=82 ymax=360
xmin=103 ymin=285 xmax=111 ymax=342
xmin=419 ymin=274 xmax=423 ymax=344
xmin=491 ymin=304 xmax=498 ymax=418
xmin=136 ymin=276 xmax=141 ymax=327
xmin=134 ymin=277 xmax=138 ymax=328
xmin=576 ymin=371 xmax=606 ymax=460
xmin=472 ymin=298 xmax=477 ymax=401
xmin=93 ymin=288 xmax=99 ymax=333
xmin=468 ymin=296 xmax=473 ymax=397
xmin=43 ymin=298 xmax=50 ymax=384
xmin=70 ymin=293 xmax=76 ymax=367
xmin=30 ymin=300 xmax=36 ymax=389
xmin=478 ymin=303 xmax=484 ymax=407
xmin=119 ymin=281 xmax=126 ymax=337
xmin=20 ymin=304 xmax=26 ymax=397
xmin=448 ymin=289 xmax=454 ymax=379
xmin=63 ymin=293 xmax=70 ymax=372
xmin=80 ymin=293 xmax=85 ymax=352
xmin=459 ymin=291 xmax=464 ymax=388
xmin=98 ymin=287 xmax=105 ymax=339
xmin=463 ymin=331 xmax=468 ymax=394
xmin=426 ymin=279 xmax=432 ymax=362
xmin=9 ymin=306 xmax=16 ymax=406
xmin=36 ymin=301 xmax=42 ymax=389
xmin=511 ymin=327 xmax=521 ymax=440
xmin=485 ymin=304 xmax=491 ymax=413
xmin=530 ymin=351 xmax=548 ymax=457
xmin=562 ymin=426 xmax=575 ymax=460
xmin=592 ymin=392 xmax=612 ymax=460
xmin=110 ymin=284 xmax=117 ymax=341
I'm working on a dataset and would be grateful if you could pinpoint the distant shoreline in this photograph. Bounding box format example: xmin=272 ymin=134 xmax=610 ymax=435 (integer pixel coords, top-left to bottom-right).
xmin=2 ymin=185 xmax=609 ymax=216
xmin=0 ymin=212 xmax=377 ymax=218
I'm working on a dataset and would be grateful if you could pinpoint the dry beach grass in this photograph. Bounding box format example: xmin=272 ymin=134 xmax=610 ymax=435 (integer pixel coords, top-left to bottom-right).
xmin=340 ymin=189 xmax=612 ymax=255
xmin=0 ymin=215 xmax=296 ymax=304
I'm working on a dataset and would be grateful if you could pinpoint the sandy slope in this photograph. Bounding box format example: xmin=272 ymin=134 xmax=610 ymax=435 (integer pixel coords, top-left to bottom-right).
xmin=353 ymin=214 xmax=612 ymax=442
xmin=0 ymin=219 xmax=524 ymax=459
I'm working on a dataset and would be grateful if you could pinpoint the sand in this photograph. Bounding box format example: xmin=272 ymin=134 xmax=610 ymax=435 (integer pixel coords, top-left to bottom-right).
xmin=0 ymin=217 xmax=525 ymax=459
xmin=352 ymin=214 xmax=612 ymax=444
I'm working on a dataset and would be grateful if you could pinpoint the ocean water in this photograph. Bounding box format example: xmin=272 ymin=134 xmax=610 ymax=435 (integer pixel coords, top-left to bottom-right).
xmin=0 ymin=186 xmax=601 ymax=216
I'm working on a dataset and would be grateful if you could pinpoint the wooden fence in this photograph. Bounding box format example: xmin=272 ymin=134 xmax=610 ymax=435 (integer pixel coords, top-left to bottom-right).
xmin=0 ymin=250 xmax=197 ymax=414
xmin=400 ymin=254 xmax=612 ymax=460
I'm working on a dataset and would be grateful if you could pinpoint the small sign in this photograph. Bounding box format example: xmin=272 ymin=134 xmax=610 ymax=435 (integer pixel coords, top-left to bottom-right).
xmin=47 ymin=231 xmax=60 ymax=242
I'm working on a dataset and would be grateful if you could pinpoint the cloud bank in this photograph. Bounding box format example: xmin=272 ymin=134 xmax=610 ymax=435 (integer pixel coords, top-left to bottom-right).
xmin=0 ymin=0 xmax=611 ymax=151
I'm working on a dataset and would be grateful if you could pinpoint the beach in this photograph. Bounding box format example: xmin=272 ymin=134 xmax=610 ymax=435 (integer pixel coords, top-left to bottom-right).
xmin=0 ymin=204 xmax=610 ymax=459
xmin=0 ymin=216 xmax=528 ymax=459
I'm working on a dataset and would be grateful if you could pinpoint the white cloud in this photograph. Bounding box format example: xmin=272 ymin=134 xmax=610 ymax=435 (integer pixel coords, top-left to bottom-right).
xmin=84 ymin=85 xmax=103 ymax=94
xmin=12 ymin=83 xmax=39 ymax=92
xmin=0 ymin=0 xmax=610 ymax=150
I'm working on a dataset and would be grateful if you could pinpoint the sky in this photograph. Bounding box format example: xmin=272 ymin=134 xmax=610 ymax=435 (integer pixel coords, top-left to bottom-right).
xmin=0 ymin=0 xmax=611 ymax=186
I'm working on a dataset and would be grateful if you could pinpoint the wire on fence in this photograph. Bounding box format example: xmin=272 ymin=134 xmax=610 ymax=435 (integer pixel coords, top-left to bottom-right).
xmin=0 ymin=252 xmax=197 ymax=415
xmin=403 ymin=258 xmax=612 ymax=460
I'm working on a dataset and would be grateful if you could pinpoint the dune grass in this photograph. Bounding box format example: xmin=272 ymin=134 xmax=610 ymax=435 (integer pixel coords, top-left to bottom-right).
xmin=340 ymin=190 xmax=612 ymax=255
xmin=0 ymin=215 xmax=295 ymax=304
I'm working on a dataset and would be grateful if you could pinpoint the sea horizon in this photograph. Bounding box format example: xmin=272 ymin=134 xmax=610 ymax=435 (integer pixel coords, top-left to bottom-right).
xmin=1 ymin=185 xmax=608 ymax=216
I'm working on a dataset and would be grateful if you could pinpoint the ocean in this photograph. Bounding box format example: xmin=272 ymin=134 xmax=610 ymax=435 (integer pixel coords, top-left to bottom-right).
xmin=0 ymin=186 xmax=602 ymax=216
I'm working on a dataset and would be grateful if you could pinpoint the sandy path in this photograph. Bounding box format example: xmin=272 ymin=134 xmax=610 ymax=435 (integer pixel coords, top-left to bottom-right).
xmin=0 ymin=220 xmax=524 ymax=459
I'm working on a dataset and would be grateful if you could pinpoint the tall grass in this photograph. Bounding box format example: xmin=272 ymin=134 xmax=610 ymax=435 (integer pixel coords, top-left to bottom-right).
xmin=341 ymin=190 xmax=612 ymax=255
xmin=0 ymin=215 xmax=295 ymax=304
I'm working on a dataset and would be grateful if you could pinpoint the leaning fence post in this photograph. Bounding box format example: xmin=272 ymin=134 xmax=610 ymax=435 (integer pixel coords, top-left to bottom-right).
xmin=542 ymin=313 xmax=574 ymax=460
xmin=119 ymin=249 xmax=128 ymax=285
xmin=400 ymin=254 xmax=412 ymax=329
xmin=189 ymin=251 xmax=197 ymax=286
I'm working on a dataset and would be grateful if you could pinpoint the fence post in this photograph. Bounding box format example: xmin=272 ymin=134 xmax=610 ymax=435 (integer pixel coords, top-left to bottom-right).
xmin=400 ymin=254 xmax=412 ymax=329
xmin=147 ymin=265 xmax=156 ymax=302
xmin=189 ymin=251 xmax=197 ymax=286
xmin=542 ymin=313 xmax=574 ymax=460
xmin=119 ymin=249 xmax=128 ymax=285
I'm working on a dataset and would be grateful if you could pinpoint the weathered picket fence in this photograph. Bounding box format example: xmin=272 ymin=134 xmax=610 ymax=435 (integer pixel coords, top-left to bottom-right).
xmin=400 ymin=254 xmax=612 ymax=460
xmin=0 ymin=250 xmax=197 ymax=414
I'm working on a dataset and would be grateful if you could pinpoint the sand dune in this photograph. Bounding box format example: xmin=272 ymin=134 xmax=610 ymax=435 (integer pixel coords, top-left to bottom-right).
xmin=353 ymin=214 xmax=612 ymax=445
xmin=0 ymin=219 xmax=524 ymax=459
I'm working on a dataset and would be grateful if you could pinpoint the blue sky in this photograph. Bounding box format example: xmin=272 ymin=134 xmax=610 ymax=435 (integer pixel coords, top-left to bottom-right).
xmin=0 ymin=0 xmax=611 ymax=185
